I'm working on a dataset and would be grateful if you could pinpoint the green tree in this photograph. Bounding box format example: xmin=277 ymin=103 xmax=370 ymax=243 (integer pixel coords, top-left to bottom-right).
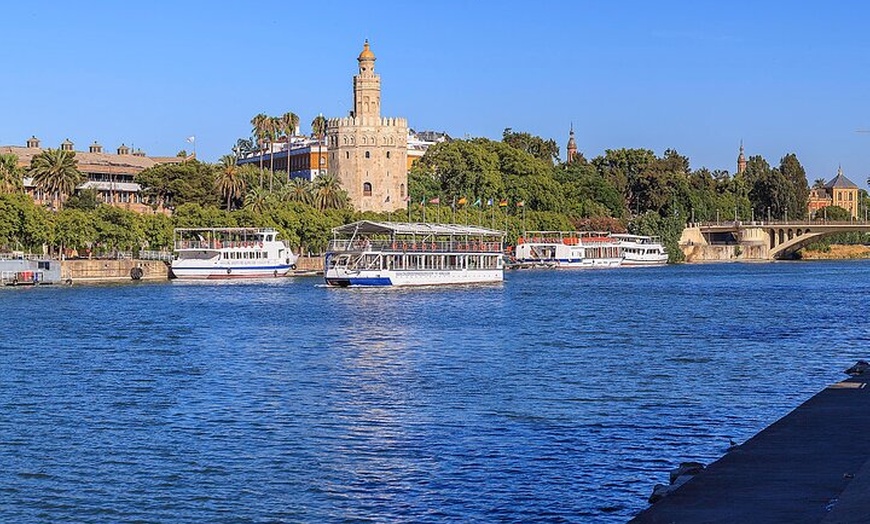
xmin=136 ymin=160 xmax=219 ymax=210
xmin=282 ymin=177 xmax=314 ymax=206
xmin=502 ymin=128 xmax=559 ymax=165
xmin=0 ymin=153 xmax=23 ymax=194
xmin=54 ymin=208 xmax=96 ymax=255
xmin=312 ymin=173 xmax=348 ymax=211
xmin=779 ymin=153 xmax=809 ymax=219
xmin=280 ymin=111 xmax=300 ymax=183
xmin=244 ymin=186 xmax=273 ymax=214
xmin=29 ymin=148 xmax=84 ymax=210
xmin=216 ymin=155 xmax=247 ymax=211
xmin=64 ymin=188 xmax=101 ymax=210
xmin=250 ymin=113 xmax=272 ymax=181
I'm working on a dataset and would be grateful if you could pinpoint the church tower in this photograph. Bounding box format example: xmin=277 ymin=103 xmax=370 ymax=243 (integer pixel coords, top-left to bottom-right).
xmin=327 ymin=41 xmax=408 ymax=212
xmin=566 ymin=124 xmax=577 ymax=163
xmin=737 ymin=141 xmax=747 ymax=175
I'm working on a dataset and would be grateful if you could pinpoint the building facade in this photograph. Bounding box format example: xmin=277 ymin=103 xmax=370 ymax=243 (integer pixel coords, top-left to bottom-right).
xmin=807 ymin=167 xmax=860 ymax=218
xmin=4 ymin=136 xmax=184 ymax=213
xmin=326 ymin=41 xmax=408 ymax=212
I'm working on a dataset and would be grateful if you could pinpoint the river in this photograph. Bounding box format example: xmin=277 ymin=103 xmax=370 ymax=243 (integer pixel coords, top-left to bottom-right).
xmin=2 ymin=261 xmax=868 ymax=523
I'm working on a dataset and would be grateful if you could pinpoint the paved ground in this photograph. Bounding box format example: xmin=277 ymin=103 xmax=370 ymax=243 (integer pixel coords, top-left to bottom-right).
xmin=630 ymin=367 xmax=870 ymax=523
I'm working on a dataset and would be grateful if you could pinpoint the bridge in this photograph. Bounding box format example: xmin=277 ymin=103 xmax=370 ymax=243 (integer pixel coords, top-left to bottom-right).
xmin=681 ymin=220 xmax=870 ymax=260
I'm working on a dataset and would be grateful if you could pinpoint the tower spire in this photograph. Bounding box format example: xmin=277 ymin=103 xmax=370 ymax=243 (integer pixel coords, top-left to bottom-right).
xmin=566 ymin=123 xmax=577 ymax=163
xmin=737 ymin=140 xmax=747 ymax=175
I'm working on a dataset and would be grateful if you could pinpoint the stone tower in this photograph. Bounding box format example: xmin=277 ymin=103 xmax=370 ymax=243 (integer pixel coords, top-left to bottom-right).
xmin=566 ymin=124 xmax=577 ymax=163
xmin=737 ymin=141 xmax=747 ymax=175
xmin=327 ymin=40 xmax=408 ymax=212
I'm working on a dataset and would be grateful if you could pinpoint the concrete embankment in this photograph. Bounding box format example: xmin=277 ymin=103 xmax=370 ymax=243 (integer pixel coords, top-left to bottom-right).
xmin=60 ymin=255 xmax=323 ymax=282
xmin=630 ymin=362 xmax=870 ymax=523
xmin=62 ymin=259 xmax=170 ymax=282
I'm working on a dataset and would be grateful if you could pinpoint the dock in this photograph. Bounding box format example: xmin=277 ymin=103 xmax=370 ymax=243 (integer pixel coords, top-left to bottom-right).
xmin=631 ymin=362 xmax=870 ymax=523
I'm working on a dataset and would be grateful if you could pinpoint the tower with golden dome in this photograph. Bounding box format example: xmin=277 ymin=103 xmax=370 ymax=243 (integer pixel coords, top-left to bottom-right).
xmin=327 ymin=40 xmax=408 ymax=212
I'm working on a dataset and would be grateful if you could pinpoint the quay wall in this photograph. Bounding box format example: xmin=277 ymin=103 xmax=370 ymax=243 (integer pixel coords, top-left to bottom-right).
xmin=681 ymin=243 xmax=769 ymax=262
xmin=295 ymin=255 xmax=323 ymax=272
xmin=62 ymin=259 xmax=169 ymax=282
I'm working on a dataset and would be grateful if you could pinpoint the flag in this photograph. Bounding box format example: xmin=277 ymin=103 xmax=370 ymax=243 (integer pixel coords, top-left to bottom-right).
xmin=516 ymin=201 xmax=525 ymax=207
xmin=186 ymin=136 xmax=196 ymax=143
xmin=487 ymin=198 xmax=493 ymax=206
xmin=472 ymin=198 xmax=482 ymax=207
xmin=429 ymin=197 xmax=440 ymax=204
xmin=498 ymin=199 xmax=508 ymax=207
xmin=458 ymin=196 xmax=467 ymax=206
xmin=404 ymin=195 xmax=411 ymax=202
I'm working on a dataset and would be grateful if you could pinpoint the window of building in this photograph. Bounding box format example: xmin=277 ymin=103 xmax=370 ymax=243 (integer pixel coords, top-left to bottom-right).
xmin=346 ymin=151 xmax=350 ymax=159
xmin=386 ymin=151 xmax=391 ymax=159
xmin=401 ymin=184 xmax=405 ymax=197
xmin=365 ymin=151 xmax=370 ymax=159
xmin=363 ymin=182 xmax=372 ymax=196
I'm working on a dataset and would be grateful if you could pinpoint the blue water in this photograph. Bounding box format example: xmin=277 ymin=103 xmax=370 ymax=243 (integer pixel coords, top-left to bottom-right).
xmin=2 ymin=261 xmax=869 ymax=523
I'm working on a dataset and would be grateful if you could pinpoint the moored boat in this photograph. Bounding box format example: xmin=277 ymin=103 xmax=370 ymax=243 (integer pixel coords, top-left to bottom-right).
xmin=0 ymin=252 xmax=62 ymax=286
xmin=514 ymin=231 xmax=623 ymax=269
xmin=324 ymin=221 xmax=505 ymax=287
xmin=170 ymin=228 xmax=298 ymax=280
xmin=612 ymin=234 xmax=668 ymax=266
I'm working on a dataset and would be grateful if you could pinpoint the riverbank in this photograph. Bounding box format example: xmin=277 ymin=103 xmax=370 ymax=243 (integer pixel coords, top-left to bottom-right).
xmin=631 ymin=362 xmax=870 ymax=523
xmin=800 ymin=244 xmax=870 ymax=260
xmin=59 ymin=255 xmax=324 ymax=282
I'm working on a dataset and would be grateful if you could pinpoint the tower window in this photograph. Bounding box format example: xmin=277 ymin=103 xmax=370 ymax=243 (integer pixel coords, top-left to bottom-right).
xmin=365 ymin=151 xmax=370 ymax=159
xmin=386 ymin=151 xmax=391 ymax=159
xmin=346 ymin=151 xmax=350 ymax=159
xmin=363 ymin=182 xmax=372 ymax=196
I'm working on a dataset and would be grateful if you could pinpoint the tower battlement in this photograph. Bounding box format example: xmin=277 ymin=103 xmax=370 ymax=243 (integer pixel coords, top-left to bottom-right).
xmin=327 ymin=116 xmax=408 ymax=129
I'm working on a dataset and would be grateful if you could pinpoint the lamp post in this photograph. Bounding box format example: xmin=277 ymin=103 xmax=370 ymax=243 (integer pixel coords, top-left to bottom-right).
xmin=785 ymin=207 xmax=788 ymax=222
xmin=767 ymin=206 xmax=771 ymax=223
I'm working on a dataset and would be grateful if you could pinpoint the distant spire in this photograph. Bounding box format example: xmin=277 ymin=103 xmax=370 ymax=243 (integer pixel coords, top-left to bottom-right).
xmin=737 ymin=140 xmax=747 ymax=175
xmin=566 ymin=123 xmax=578 ymax=163
xmin=838 ymin=164 xmax=843 ymax=177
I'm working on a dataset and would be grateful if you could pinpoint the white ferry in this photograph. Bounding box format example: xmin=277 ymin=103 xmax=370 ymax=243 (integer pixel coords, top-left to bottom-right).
xmin=324 ymin=221 xmax=505 ymax=287
xmin=170 ymin=227 xmax=298 ymax=280
xmin=513 ymin=231 xmax=623 ymax=269
xmin=612 ymin=234 xmax=668 ymax=266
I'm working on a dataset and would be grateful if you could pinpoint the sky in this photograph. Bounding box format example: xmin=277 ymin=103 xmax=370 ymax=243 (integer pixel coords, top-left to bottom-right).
xmin=1 ymin=1 xmax=868 ymax=186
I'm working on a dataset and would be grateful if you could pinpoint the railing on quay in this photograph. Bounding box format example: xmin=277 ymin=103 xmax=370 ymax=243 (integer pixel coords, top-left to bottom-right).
xmin=690 ymin=218 xmax=870 ymax=228
xmin=328 ymin=239 xmax=503 ymax=253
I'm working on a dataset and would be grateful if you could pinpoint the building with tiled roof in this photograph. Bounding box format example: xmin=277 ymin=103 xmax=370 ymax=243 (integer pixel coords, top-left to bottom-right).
xmin=807 ymin=166 xmax=860 ymax=218
xmin=3 ymin=136 xmax=187 ymax=213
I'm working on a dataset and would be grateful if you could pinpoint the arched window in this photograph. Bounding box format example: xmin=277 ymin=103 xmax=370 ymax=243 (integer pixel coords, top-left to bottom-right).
xmin=365 ymin=151 xmax=370 ymax=159
xmin=346 ymin=151 xmax=350 ymax=159
xmin=400 ymin=183 xmax=405 ymax=197
xmin=363 ymin=182 xmax=372 ymax=196
xmin=386 ymin=151 xmax=391 ymax=159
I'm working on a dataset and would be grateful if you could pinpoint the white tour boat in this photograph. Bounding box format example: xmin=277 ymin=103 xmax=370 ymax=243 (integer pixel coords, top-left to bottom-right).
xmin=513 ymin=231 xmax=623 ymax=269
xmin=612 ymin=234 xmax=668 ymax=266
xmin=324 ymin=221 xmax=505 ymax=287
xmin=170 ymin=227 xmax=298 ymax=280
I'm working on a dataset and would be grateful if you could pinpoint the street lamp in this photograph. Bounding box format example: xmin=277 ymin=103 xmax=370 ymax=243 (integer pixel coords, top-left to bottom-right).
xmin=767 ymin=206 xmax=771 ymax=223
xmin=785 ymin=207 xmax=788 ymax=222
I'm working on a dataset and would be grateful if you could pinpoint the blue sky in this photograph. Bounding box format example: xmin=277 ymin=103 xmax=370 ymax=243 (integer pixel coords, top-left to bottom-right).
xmin=1 ymin=1 xmax=868 ymax=185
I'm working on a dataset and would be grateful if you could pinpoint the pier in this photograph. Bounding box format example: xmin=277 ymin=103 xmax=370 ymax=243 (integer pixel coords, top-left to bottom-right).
xmin=631 ymin=362 xmax=870 ymax=523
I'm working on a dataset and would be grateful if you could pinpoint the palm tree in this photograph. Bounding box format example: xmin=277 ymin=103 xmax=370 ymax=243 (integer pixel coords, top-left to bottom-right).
xmin=267 ymin=115 xmax=281 ymax=191
xmin=244 ymin=186 xmax=272 ymax=215
xmin=311 ymin=113 xmax=328 ymax=178
xmin=281 ymin=177 xmax=314 ymax=206
xmin=29 ymin=148 xmax=84 ymax=210
xmin=216 ymin=155 xmax=247 ymax=211
xmin=250 ymin=113 xmax=271 ymax=185
xmin=0 ymin=153 xmax=23 ymax=194
xmin=312 ymin=173 xmax=348 ymax=210
xmin=813 ymin=178 xmax=827 ymax=190
xmin=280 ymin=112 xmax=300 ymax=182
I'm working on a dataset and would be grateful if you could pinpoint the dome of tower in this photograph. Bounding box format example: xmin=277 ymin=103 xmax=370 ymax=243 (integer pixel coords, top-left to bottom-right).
xmin=358 ymin=40 xmax=375 ymax=60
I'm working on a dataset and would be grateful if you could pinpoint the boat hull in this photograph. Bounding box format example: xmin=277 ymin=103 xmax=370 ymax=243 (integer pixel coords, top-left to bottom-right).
xmin=325 ymin=268 xmax=503 ymax=287
xmin=170 ymin=264 xmax=292 ymax=280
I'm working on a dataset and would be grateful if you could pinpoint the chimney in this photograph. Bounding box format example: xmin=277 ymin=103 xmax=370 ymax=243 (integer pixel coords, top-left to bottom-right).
xmin=26 ymin=135 xmax=40 ymax=149
xmin=60 ymin=138 xmax=74 ymax=151
xmin=89 ymin=141 xmax=103 ymax=153
xmin=117 ymin=143 xmax=130 ymax=155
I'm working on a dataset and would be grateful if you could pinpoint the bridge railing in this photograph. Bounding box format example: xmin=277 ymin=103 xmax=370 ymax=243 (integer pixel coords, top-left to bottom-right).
xmin=690 ymin=219 xmax=870 ymax=228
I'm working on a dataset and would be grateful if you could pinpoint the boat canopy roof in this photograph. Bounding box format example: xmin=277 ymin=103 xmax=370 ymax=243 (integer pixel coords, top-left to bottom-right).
xmin=332 ymin=220 xmax=504 ymax=238
xmin=174 ymin=227 xmax=277 ymax=235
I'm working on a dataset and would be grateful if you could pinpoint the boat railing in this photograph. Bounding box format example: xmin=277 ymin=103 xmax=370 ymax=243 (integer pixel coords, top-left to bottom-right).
xmin=0 ymin=252 xmax=49 ymax=261
xmin=175 ymin=240 xmax=267 ymax=250
xmin=328 ymin=239 xmax=503 ymax=253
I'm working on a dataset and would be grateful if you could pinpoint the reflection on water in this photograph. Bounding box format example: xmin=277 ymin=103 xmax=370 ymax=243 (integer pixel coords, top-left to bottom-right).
xmin=1 ymin=261 xmax=869 ymax=522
